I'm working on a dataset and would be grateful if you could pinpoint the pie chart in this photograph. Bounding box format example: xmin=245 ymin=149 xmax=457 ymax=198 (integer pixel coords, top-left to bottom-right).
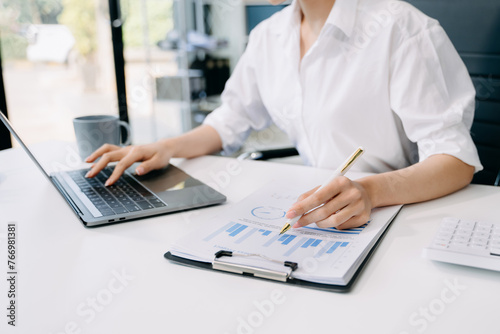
xmin=251 ymin=206 xmax=286 ymax=220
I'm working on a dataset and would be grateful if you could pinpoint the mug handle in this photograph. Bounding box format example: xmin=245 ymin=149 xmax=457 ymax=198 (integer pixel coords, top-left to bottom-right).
xmin=119 ymin=121 xmax=131 ymax=146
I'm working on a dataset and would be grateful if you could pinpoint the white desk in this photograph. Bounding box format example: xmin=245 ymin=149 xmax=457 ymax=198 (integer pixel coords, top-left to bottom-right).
xmin=1 ymin=141 xmax=499 ymax=334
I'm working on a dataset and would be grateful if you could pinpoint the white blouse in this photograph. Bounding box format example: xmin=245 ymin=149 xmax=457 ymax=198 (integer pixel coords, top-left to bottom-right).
xmin=203 ymin=0 xmax=482 ymax=174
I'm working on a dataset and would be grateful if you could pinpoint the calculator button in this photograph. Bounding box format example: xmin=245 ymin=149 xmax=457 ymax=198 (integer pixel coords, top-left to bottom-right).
xmin=476 ymin=227 xmax=492 ymax=233
xmin=490 ymin=240 xmax=500 ymax=248
xmin=439 ymin=227 xmax=456 ymax=234
xmin=471 ymin=244 xmax=488 ymax=251
xmin=448 ymin=245 xmax=471 ymax=253
xmin=436 ymin=233 xmax=453 ymax=241
xmin=442 ymin=217 xmax=459 ymax=227
xmin=457 ymin=228 xmax=473 ymax=235
xmin=471 ymin=237 xmax=488 ymax=245
xmin=432 ymin=242 xmax=448 ymax=249
xmin=455 ymin=229 xmax=472 ymax=237
xmin=472 ymin=232 xmax=489 ymax=239
xmin=477 ymin=221 xmax=493 ymax=229
xmin=458 ymin=220 xmax=475 ymax=228
xmin=434 ymin=237 xmax=450 ymax=244
xmin=451 ymin=235 xmax=468 ymax=242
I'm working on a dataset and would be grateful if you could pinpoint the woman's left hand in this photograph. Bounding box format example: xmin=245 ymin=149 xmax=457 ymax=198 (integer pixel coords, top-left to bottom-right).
xmin=286 ymin=176 xmax=373 ymax=230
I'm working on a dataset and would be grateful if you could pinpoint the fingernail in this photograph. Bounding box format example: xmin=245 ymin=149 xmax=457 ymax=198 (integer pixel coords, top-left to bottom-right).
xmin=292 ymin=222 xmax=301 ymax=228
xmin=85 ymin=171 xmax=92 ymax=178
xmin=286 ymin=210 xmax=297 ymax=219
xmin=104 ymin=180 xmax=111 ymax=187
xmin=136 ymin=167 xmax=144 ymax=175
xmin=85 ymin=156 xmax=91 ymax=162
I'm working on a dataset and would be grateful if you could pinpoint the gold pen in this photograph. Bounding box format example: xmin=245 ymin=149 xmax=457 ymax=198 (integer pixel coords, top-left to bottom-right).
xmin=279 ymin=147 xmax=365 ymax=235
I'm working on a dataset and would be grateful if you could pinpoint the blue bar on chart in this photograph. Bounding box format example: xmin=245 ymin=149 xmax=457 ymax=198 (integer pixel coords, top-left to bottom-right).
xmin=235 ymin=228 xmax=258 ymax=244
xmin=227 ymin=223 xmax=242 ymax=233
xmin=263 ymin=234 xmax=282 ymax=247
xmin=301 ymin=238 xmax=316 ymax=248
xmin=258 ymin=229 xmax=272 ymax=236
xmin=278 ymin=234 xmax=289 ymax=242
xmin=229 ymin=224 xmax=248 ymax=237
xmin=283 ymin=237 xmax=307 ymax=257
xmin=326 ymin=241 xmax=342 ymax=254
xmin=282 ymin=235 xmax=296 ymax=245
xmin=278 ymin=234 xmax=296 ymax=245
xmin=340 ymin=242 xmax=349 ymax=247
xmin=203 ymin=222 xmax=235 ymax=241
xmin=314 ymin=241 xmax=334 ymax=258
xmin=311 ymin=239 xmax=322 ymax=247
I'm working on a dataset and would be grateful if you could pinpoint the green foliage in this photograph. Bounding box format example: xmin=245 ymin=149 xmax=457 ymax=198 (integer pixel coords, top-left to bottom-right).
xmin=59 ymin=0 xmax=96 ymax=57
xmin=0 ymin=33 xmax=29 ymax=60
xmin=122 ymin=0 xmax=173 ymax=48
xmin=0 ymin=0 xmax=30 ymax=59
xmin=0 ymin=0 xmax=33 ymax=24
xmin=36 ymin=0 xmax=63 ymax=24
xmin=0 ymin=0 xmax=173 ymax=60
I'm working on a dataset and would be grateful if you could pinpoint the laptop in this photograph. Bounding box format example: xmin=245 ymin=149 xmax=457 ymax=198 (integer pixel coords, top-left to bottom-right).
xmin=0 ymin=111 xmax=226 ymax=227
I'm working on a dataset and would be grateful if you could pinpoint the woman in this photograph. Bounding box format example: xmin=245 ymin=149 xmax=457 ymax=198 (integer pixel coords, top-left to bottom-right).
xmin=85 ymin=0 xmax=481 ymax=230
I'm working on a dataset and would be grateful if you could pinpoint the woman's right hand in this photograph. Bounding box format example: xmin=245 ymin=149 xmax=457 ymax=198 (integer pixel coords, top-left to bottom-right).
xmin=84 ymin=140 xmax=174 ymax=186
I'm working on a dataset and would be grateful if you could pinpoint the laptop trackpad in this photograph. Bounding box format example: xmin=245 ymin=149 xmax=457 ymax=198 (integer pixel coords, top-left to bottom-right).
xmin=127 ymin=164 xmax=220 ymax=206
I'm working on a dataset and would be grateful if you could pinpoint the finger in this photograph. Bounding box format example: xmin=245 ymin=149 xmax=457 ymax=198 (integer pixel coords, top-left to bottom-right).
xmin=287 ymin=177 xmax=350 ymax=219
xmin=286 ymin=186 xmax=321 ymax=219
xmin=86 ymin=150 xmax=125 ymax=178
xmin=294 ymin=193 xmax=351 ymax=228
xmin=105 ymin=148 xmax=146 ymax=186
xmin=135 ymin=156 xmax=167 ymax=176
xmin=315 ymin=202 xmax=369 ymax=229
xmin=315 ymin=206 xmax=355 ymax=229
xmin=335 ymin=214 xmax=370 ymax=230
xmin=85 ymin=143 xmax=120 ymax=163
xmin=297 ymin=186 xmax=320 ymax=202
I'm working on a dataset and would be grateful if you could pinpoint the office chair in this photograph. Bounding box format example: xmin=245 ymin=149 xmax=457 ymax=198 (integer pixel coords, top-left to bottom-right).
xmin=410 ymin=0 xmax=500 ymax=186
xmin=241 ymin=0 xmax=500 ymax=186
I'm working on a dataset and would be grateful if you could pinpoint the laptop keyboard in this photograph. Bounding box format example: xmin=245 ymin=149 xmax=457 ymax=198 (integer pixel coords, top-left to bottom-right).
xmin=67 ymin=167 xmax=166 ymax=216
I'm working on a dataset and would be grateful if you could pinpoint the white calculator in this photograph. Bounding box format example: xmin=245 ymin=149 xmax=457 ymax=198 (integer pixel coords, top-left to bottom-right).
xmin=422 ymin=217 xmax=500 ymax=271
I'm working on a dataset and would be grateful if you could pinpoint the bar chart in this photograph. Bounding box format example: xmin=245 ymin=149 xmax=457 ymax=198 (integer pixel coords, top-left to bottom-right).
xmin=202 ymin=221 xmax=352 ymax=259
xmin=314 ymin=241 xmax=350 ymax=258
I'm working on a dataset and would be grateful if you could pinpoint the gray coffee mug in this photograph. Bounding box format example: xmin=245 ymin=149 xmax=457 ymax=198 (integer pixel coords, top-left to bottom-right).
xmin=73 ymin=115 xmax=131 ymax=160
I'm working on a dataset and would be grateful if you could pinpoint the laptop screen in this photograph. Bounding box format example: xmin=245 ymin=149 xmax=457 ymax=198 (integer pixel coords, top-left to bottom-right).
xmin=0 ymin=110 xmax=52 ymax=180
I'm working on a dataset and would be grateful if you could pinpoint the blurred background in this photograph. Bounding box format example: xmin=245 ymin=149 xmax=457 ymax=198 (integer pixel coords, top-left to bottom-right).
xmin=0 ymin=0 xmax=291 ymax=152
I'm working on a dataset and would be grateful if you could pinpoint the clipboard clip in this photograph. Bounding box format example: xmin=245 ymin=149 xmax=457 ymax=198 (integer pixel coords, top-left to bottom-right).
xmin=212 ymin=250 xmax=298 ymax=282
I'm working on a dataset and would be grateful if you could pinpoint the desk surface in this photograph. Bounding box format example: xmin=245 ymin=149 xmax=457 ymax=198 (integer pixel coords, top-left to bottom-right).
xmin=1 ymin=141 xmax=499 ymax=334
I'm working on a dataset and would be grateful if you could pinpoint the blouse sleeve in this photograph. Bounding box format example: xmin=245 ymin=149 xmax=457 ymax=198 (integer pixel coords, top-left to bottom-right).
xmin=389 ymin=21 xmax=483 ymax=172
xmin=203 ymin=28 xmax=272 ymax=156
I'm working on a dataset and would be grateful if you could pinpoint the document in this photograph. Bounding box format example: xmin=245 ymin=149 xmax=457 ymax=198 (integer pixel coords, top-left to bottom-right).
xmin=170 ymin=182 xmax=402 ymax=286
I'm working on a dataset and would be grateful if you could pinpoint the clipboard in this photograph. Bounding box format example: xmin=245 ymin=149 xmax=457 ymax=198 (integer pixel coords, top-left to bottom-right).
xmin=164 ymin=217 xmax=394 ymax=293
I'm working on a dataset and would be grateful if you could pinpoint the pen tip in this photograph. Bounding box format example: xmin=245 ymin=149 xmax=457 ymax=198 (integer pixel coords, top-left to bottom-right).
xmin=279 ymin=224 xmax=291 ymax=235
